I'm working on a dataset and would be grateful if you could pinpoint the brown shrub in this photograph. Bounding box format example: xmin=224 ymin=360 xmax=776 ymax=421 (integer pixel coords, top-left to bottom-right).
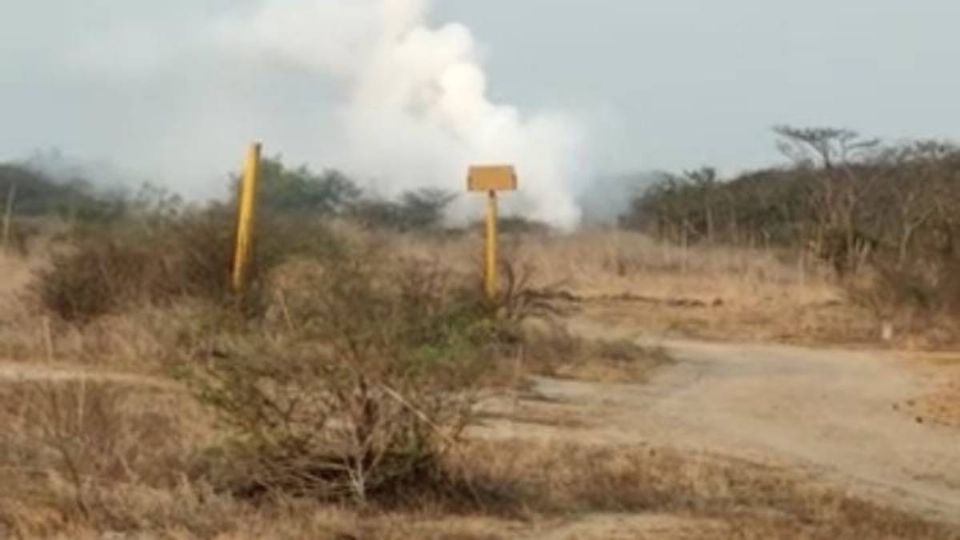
xmin=0 ymin=380 xmax=203 ymax=535
xmin=183 ymin=251 xmax=509 ymax=504
xmin=844 ymin=257 xmax=960 ymax=346
xmin=34 ymin=208 xmax=234 ymax=322
xmin=33 ymin=205 xmax=344 ymax=323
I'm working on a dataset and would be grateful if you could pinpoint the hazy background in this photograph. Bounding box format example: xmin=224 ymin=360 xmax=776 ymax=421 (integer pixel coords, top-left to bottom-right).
xmin=437 ymin=0 xmax=960 ymax=174
xmin=2 ymin=0 xmax=958 ymax=224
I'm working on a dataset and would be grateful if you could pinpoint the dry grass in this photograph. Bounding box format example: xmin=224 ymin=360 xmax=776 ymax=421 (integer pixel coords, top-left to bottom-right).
xmin=0 ymin=298 xmax=225 ymax=374
xmin=0 ymin=379 xmax=213 ymax=538
xmin=520 ymin=328 xmax=673 ymax=384
xmin=9 ymin=224 xmax=958 ymax=368
xmin=0 ymin=227 xmax=912 ymax=372
xmin=515 ymin=229 xmax=884 ymax=346
xmin=455 ymin=440 xmax=960 ymax=539
xmin=402 ymin=228 xmax=888 ymax=347
xmin=903 ymin=353 xmax=960 ymax=428
xmin=514 ymin=230 xmax=825 ymax=298
xmin=0 ymin=379 xmax=955 ymax=539
xmin=0 ymin=251 xmax=50 ymax=361
xmin=0 ymin=253 xmax=34 ymax=297
xmin=2 ymin=227 xmax=959 ymax=538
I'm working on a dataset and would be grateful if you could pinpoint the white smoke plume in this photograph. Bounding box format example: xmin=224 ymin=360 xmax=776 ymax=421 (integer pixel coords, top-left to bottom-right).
xmin=217 ymin=0 xmax=584 ymax=228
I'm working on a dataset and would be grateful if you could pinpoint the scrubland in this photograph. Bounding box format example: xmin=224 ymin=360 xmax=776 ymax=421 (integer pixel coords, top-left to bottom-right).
xmin=0 ymin=210 xmax=958 ymax=540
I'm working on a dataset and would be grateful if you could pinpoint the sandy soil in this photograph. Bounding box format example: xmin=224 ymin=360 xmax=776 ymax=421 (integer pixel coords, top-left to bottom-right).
xmin=478 ymin=316 xmax=960 ymax=527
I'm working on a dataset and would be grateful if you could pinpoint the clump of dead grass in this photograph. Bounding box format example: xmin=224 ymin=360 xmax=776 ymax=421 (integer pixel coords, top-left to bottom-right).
xmin=0 ymin=379 xmax=211 ymax=537
xmin=520 ymin=327 xmax=672 ymax=384
xmin=450 ymin=440 xmax=959 ymax=539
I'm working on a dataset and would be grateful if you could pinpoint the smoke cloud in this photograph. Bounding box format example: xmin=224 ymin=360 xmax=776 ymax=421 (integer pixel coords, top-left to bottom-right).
xmin=215 ymin=0 xmax=584 ymax=227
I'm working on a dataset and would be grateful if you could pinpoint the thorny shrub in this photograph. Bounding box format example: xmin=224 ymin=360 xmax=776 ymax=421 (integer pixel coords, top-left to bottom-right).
xmin=183 ymin=250 xmax=509 ymax=504
xmin=0 ymin=381 xmax=194 ymax=532
xmin=34 ymin=204 xmax=341 ymax=322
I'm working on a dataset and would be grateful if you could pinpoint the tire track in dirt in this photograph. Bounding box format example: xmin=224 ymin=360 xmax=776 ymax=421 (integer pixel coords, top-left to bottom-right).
xmin=0 ymin=361 xmax=177 ymax=390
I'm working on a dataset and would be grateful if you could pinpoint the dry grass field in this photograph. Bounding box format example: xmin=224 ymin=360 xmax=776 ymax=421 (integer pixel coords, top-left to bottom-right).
xmin=407 ymin=229 xmax=886 ymax=346
xmin=0 ymin=375 xmax=955 ymax=539
xmin=1 ymin=228 xmax=959 ymax=539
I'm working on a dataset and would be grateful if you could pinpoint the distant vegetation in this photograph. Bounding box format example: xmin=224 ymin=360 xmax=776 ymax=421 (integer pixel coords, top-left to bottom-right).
xmin=622 ymin=126 xmax=960 ymax=323
xmin=247 ymin=157 xmax=457 ymax=232
xmin=2 ymin=156 xmax=459 ymax=233
xmin=0 ymin=164 xmax=126 ymax=224
xmin=7 ymin=128 xmax=960 ymax=327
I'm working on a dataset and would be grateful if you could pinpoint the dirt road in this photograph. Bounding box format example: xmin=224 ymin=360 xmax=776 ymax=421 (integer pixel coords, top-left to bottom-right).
xmin=494 ymin=319 xmax=960 ymax=525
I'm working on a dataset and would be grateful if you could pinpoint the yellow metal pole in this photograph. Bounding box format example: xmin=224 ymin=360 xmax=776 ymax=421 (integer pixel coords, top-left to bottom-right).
xmin=484 ymin=189 xmax=498 ymax=300
xmin=232 ymin=142 xmax=262 ymax=294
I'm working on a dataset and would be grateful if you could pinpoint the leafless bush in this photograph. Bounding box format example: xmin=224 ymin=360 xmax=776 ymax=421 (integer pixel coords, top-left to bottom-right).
xmin=184 ymin=251 xmax=505 ymax=504
xmin=33 ymin=203 xmax=343 ymax=322
xmin=845 ymin=257 xmax=960 ymax=344
xmin=493 ymin=260 xmax=566 ymax=323
xmin=0 ymin=381 xmax=195 ymax=533
xmin=34 ymin=208 xmax=234 ymax=322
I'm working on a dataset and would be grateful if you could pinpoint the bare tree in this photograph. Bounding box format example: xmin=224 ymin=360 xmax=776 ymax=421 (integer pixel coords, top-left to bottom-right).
xmin=774 ymin=126 xmax=881 ymax=275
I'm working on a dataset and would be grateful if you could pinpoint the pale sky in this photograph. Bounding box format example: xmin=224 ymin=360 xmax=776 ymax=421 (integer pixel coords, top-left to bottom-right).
xmin=437 ymin=0 xmax=960 ymax=173
xmin=2 ymin=1 xmax=958 ymax=200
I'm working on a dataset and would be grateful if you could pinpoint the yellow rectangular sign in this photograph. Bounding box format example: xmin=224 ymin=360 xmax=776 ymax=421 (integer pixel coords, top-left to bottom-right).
xmin=468 ymin=165 xmax=518 ymax=192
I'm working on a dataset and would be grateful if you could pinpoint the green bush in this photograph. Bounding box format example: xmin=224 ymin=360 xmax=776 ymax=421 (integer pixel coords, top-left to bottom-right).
xmin=251 ymin=159 xmax=360 ymax=217
xmin=349 ymin=189 xmax=456 ymax=232
xmin=0 ymin=164 xmax=127 ymax=224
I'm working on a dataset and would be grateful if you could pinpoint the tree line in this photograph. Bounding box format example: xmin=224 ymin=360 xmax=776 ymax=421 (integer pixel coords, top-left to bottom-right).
xmin=622 ymin=126 xmax=960 ymax=314
xmin=0 ymin=157 xmax=459 ymax=233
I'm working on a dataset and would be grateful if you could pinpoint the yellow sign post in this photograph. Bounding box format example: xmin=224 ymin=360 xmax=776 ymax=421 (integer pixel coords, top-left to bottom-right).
xmin=468 ymin=165 xmax=518 ymax=300
xmin=232 ymin=142 xmax=262 ymax=294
